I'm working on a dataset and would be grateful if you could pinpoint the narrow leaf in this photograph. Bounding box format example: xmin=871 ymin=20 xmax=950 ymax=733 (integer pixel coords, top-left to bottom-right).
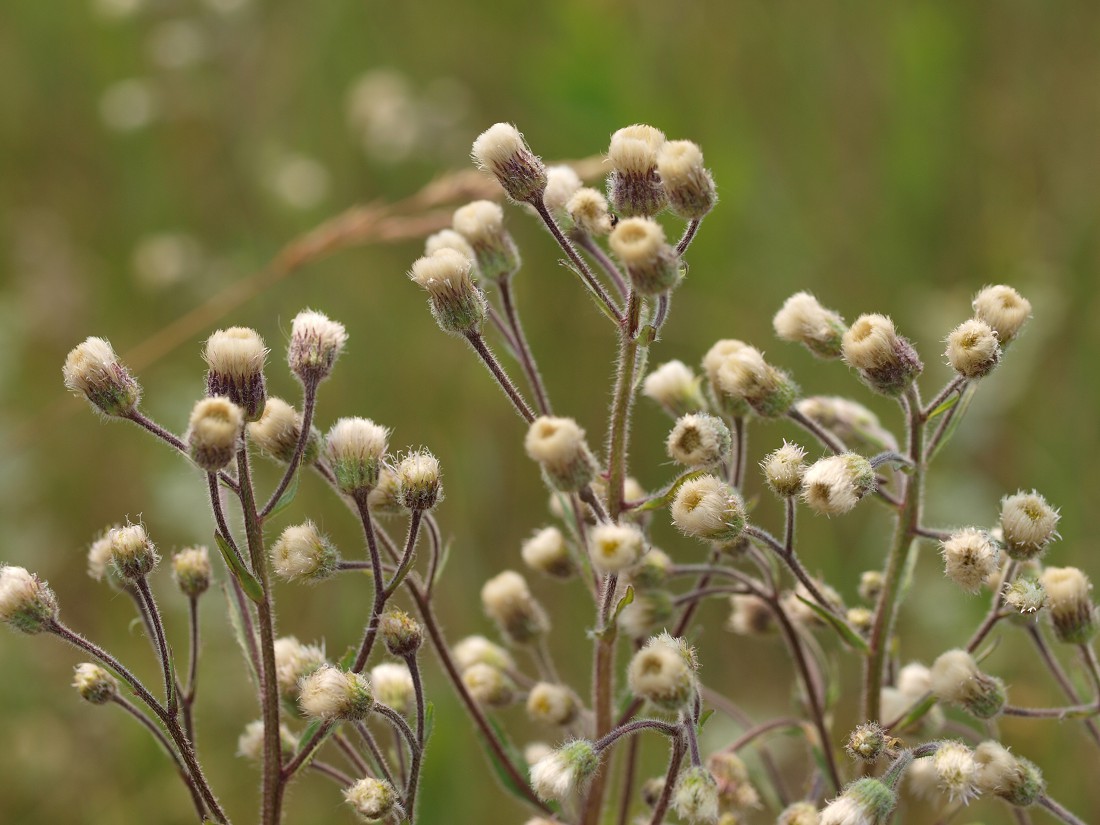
xmin=635 ymin=470 xmax=706 ymax=513
xmin=928 ymin=384 xmax=976 ymax=462
xmin=267 ymin=470 xmax=301 ymax=518
xmin=423 ymin=701 xmax=435 ymax=745
xmin=479 ymin=716 xmax=538 ymax=807
xmin=927 ymin=392 xmax=961 ymax=420
xmin=432 ymin=539 xmax=453 ymax=586
xmin=795 ymin=595 xmax=869 ymax=653
xmin=222 ymin=585 xmax=259 ymax=687
xmin=214 ymin=531 xmax=264 ymax=604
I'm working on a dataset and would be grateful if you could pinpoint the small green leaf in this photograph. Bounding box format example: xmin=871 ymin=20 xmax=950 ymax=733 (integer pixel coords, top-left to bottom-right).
xmin=632 ymin=347 xmax=650 ymax=395
xmin=927 ymin=392 xmax=961 ymax=421
xmin=795 ymin=595 xmax=869 ymax=653
xmin=608 ymin=585 xmax=635 ymax=626
xmin=893 ymin=693 xmax=937 ymax=731
xmin=267 ymin=470 xmax=301 ymax=518
xmin=423 ymin=701 xmax=435 ymax=744
xmin=432 ymin=539 xmax=453 ymax=586
xmin=214 ymin=531 xmax=264 ymax=604
xmin=928 ymin=383 xmax=976 ymax=462
xmin=635 ymin=470 xmax=706 ymax=513
xmin=696 ymin=708 xmax=715 ymax=732
xmin=479 ymin=716 xmax=539 ymax=807
xmin=293 ymin=719 xmax=336 ymax=771
xmin=338 ymin=645 xmax=358 ymax=671
xmin=223 ymin=585 xmax=259 ymax=686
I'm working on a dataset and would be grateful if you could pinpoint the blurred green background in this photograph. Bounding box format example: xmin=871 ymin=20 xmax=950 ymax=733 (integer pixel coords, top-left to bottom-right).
xmin=2 ymin=1 xmax=1099 ymax=823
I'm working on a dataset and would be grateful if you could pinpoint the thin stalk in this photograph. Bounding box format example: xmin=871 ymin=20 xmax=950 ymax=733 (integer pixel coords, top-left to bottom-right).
xmin=1001 ymin=702 xmax=1099 ymax=719
xmin=111 ymin=694 xmax=206 ymax=819
xmin=699 ymin=687 xmax=791 ymax=806
xmin=351 ymin=493 xmax=388 ymax=673
xmin=616 ymin=734 xmax=641 ymax=825
xmin=464 ymin=331 xmax=536 ymax=423
xmin=404 ymin=654 xmax=427 ymax=822
xmin=333 ymin=731 xmax=371 ymax=776
xmin=423 ymin=513 xmax=443 ymax=598
xmin=1038 ymin=795 xmax=1089 ymax=825
xmin=229 ymin=576 xmax=262 ymax=681
xmin=606 ymin=291 xmax=641 ymax=520
xmin=384 ymin=510 xmax=423 ymax=598
xmin=355 ymin=722 xmax=397 ymax=787
xmin=788 ymin=408 xmax=845 ymax=455
xmin=1027 ymin=627 xmax=1100 ymax=748
xmin=731 ymin=416 xmax=747 ymax=488
xmin=646 ymin=738 xmax=685 ymax=825
xmin=680 ymin=712 xmax=702 ymax=766
xmin=127 ymin=410 xmax=238 ymax=493
xmin=126 ymin=588 xmax=189 ymax=737
xmin=486 ymin=303 xmax=521 ymax=357
xmin=236 ymin=446 xmax=283 ymax=825
xmin=134 ymin=577 xmax=177 ymax=718
xmin=723 ymin=716 xmax=807 ymax=754
xmin=745 ymin=524 xmax=844 ymax=620
xmin=922 ymin=375 xmax=966 ymax=420
xmin=576 ymin=233 xmax=629 ymax=299
xmin=311 ymin=761 xmax=354 ymax=786
xmin=498 ymin=277 xmax=553 ymax=415
xmin=260 ymin=375 xmax=319 ymax=517
xmin=1081 ymin=644 xmax=1100 ymax=697
xmin=594 ymin=719 xmax=681 ymax=752
xmin=675 ymin=218 xmax=703 ymax=256
xmin=184 ymin=595 xmax=200 ymax=741
xmin=207 ymin=472 xmax=250 ymax=572
xmin=966 ymin=560 xmax=1017 ymax=653
xmin=282 ymin=721 xmax=334 ymax=781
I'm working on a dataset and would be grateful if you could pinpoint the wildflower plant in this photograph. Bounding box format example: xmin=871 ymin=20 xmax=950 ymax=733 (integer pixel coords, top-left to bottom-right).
xmin=2 ymin=120 xmax=1097 ymax=825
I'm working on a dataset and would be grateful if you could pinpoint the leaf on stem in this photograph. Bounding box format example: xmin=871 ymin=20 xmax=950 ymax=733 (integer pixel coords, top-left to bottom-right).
xmin=635 ymin=470 xmax=707 ymax=513
xmin=213 ymin=532 xmax=264 ymax=604
xmin=480 ymin=716 xmax=543 ymax=808
xmin=267 ymin=469 xmax=301 ymax=518
xmin=794 ymin=595 xmax=870 ymax=653
xmin=222 ymin=585 xmax=259 ymax=687
xmin=927 ymin=384 xmax=976 ymax=462
xmin=927 ymin=393 xmax=961 ymax=421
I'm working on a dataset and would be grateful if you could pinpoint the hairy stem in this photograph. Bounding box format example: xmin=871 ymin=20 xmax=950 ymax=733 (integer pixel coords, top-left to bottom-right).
xmin=498 ymin=277 xmax=553 ymax=416
xmin=260 ymin=375 xmax=318 ymax=517
xmin=464 ymin=331 xmax=536 ymax=424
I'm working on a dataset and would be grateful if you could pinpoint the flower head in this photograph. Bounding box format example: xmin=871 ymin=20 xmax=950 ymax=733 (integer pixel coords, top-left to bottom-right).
xmin=945 ymin=318 xmax=1000 ymax=379
xmin=627 ymin=633 xmax=698 ymax=712
xmin=298 ymin=664 xmax=373 ymax=721
xmin=521 ymin=526 xmax=574 ymax=579
xmin=63 ymin=336 xmax=141 ymax=417
xmin=171 ymin=546 xmax=212 ymax=598
xmin=643 ymin=360 xmax=706 ymax=419
xmin=1000 ymin=490 xmax=1059 ymax=560
xmin=972 ymin=285 xmax=1031 ymax=344
xmin=72 ymin=663 xmax=118 ymax=705
xmin=588 ymin=523 xmax=645 ymax=574
xmin=325 ymin=417 xmax=389 ymax=496
xmin=658 ymin=139 xmax=716 ymax=220
xmin=203 ymin=327 xmax=267 ymax=421
xmin=671 ymin=475 xmax=746 ymax=543
xmin=940 ymin=529 xmax=1000 ymax=593
xmin=408 ymin=249 xmax=488 ymax=334
xmin=774 ymin=292 xmax=846 ymax=359
xmin=930 ymin=649 xmax=1006 ymax=719
xmin=288 ymin=309 xmax=347 ymax=385
xmin=801 ymin=454 xmax=876 ymax=516
xmin=271 ymin=521 xmax=339 ymax=583
xmin=344 ymin=777 xmax=402 ymax=822
xmin=186 ymin=396 xmax=244 ymax=472
xmin=471 ymin=122 xmax=547 ymax=203
xmin=672 ymin=765 xmax=720 ymax=823
xmin=667 ymin=413 xmax=731 ymax=469
xmin=481 ymin=570 xmax=549 ymax=645
xmin=606 ymin=124 xmax=667 ymax=217
xmin=530 ymin=739 xmax=599 ymax=802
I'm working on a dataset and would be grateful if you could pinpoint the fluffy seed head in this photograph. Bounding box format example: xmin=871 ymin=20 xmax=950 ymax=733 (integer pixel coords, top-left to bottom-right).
xmin=671 ymin=475 xmax=746 ymax=543
xmin=842 ymin=314 xmax=923 ymax=396
xmin=543 ymin=164 xmax=583 ymax=222
xmin=526 ymin=682 xmax=578 ymax=726
xmin=566 ymin=187 xmax=614 ymax=236
xmin=707 ymin=751 xmax=761 ymax=811
xmin=801 ymin=453 xmax=876 ymax=516
xmin=608 ymin=124 xmax=665 ymax=173
xmin=186 ymin=396 xmax=244 ymax=472
xmin=932 ymin=741 xmax=980 ymax=804
xmin=941 ymin=529 xmax=1000 ymax=593
xmin=63 ymin=336 xmax=141 ymax=417
xmin=945 ymin=318 xmax=1000 ymax=379
xmin=237 ymin=720 xmax=298 ymax=762
xmin=530 ymin=739 xmax=599 ymax=802
xmin=658 ymin=139 xmax=716 ymax=219
xmin=607 ymin=124 xmax=667 ymax=216
xmin=453 ymin=635 xmax=515 ymax=672
xmin=727 ymin=594 xmax=774 ymax=635
xmin=72 ymin=663 xmax=118 ymax=705
xmin=471 ymin=122 xmax=547 ymax=203
xmin=271 ymin=521 xmax=339 ymax=583
xmin=461 ymin=663 xmax=515 ymax=707
xmin=248 ymin=397 xmax=320 ymax=464
xmin=325 ymin=417 xmax=389 ymax=496
xmin=930 ymin=649 xmax=1006 ymax=719
xmin=273 ymin=636 xmax=326 ymax=701
xmin=408 ymin=249 xmax=487 ymax=334
xmin=795 ymin=396 xmax=898 ymax=454
xmin=171 ymin=546 xmax=212 ymax=598
xmin=524 ymin=416 xmax=597 ymax=492
xmin=588 ymin=523 xmax=645 ymax=574
xmin=108 ymin=523 xmax=159 ymax=580
xmin=87 ymin=529 xmax=125 ymax=587
xmin=973 ymin=741 xmax=1045 ymax=807
xmin=715 ymin=346 xmax=799 ymax=418
xmin=609 ymin=217 xmax=680 ymax=295
xmin=667 ymin=413 xmax=731 ymax=469
xmin=774 ymin=292 xmax=846 ymax=359
xmin=672 ymin=765 xmax=720 ymax=823
xmin=700 ymin=339 xmax=752 ymax=416
xmin=846 ymin=723 xmax=888 ymax=762
xmin=378 ymin=609 xmax=423 ymax=657
xmin=778 ymin=802 xmax=821 ymax=825
xmin=480 ymin=570 xmax=549 ymax=645
xmin=452 ymin=199 xmax=520 ymax=280
xmin=344 ymin=777 xmax=401 ymax=822
xmin=370 ymin=662 xmax=415 ymax=715
xmin=761 ymin=441 xmax=808 ymax=497
xmin=1039 ymin=566 xmax=1096 ymax=643
xmin=820 ymin=778 xmax=896 ymax=825
xmin=643 ymin=360 xmax=706 ymax=418
xmin=298 ymin=664 xmax=373 ymax=720
xmin=1000 ymin=490 xmax=1060 ymax=560
xmin=521 ymin=526 xmax=574 ymax=579
xmin=1003 ymin=578 xmax=1047 ymax=615
xmin=397 ymin=449 xmax=442 ymax=511
xmin=203 ymin=327 xmax=267 ymax=420
xmin=627 ymin=633 xmax=698 ymax=712
xmin=972 ymin=285 xmax=1031 ymax=344
xmin=288 ymin=309 xmax=347 ymax=385
xmin=897 ymin=662 xmax=933 ymax=697
xmin=424 ymin=228 xmax=476 ymax=263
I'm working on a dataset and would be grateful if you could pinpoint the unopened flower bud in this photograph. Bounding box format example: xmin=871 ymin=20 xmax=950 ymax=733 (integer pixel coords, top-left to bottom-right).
xmin=171 ymin=546 xmax=212 ymax=598
xmin=248 ymin=397 xmax=320 ymax=464
xmin=932 ymin=740 xmax=980 ymax=804
xmin=1003 ymin=578 xmax=1046 ymax=616
xmin=846 ymin=723 xmax=888 ymax=762
xmin=778 ymin=801 xmax=820 ymax=825
xmin=453 ymin=200 xmax=520 ymax=280
xmin=187 ymin=396 xmax=244 ymax=472
xmin=524 ymin=416 xmax=597 ymax=493
xmin=618 ymin=590 xmax=675 ymax=639
xmin=715 ymin=346 xmax=799 ymax=418
xmin=453 ymin=635 xmax=515 ymax=672
xmin=658 ymin=140 xmax=716 ymax=220
xmin=589 ymin=523 xmax=644 ymax=574
xmin=203 ymin=327 xmax=268 ymax=421
xmin=858 ymin=571 xmax=884 ymax=604
xmin=847 ymin=607 xmax=873 ymax=636
xmin=643 ymin=360 xmax=707 ymax=418
xmin=566 ymin=187 xmax=614 ymax=236
xmin=72 ymin=663 xmax=118 ymax=705
xmin=761 ymin=441 xmax=807 ymax=497
xmin=801 ymin=453 xmax=876 ymax=516
xmin=530 ymin=739 xmax=599 ymax=802
xmin=521 ymin=526 xmax=574 ymax=579
xmin=288 ymin=309 xmax=347 ymax=386
xmin=472 ymin=122 xmax=547 ymax=203
xmin=63 ymin=337 xmax=141 ymax=417
xmin=299 ymin=664 xmax=373 ymax=720
xmin=667 ymin=413 xmax=731 ymax=469
xmin=326 ymin=417 xmax=389 ymax=496
xmin=344 ymin=777 xmax=402 ymax=822
xmin=629 ymin=548 xmax=673 ymax=590
xmin=524 ymin=742 xmax=553 ymax=766
xmin=237 ymin=719 xmax=298 ymax=761
xmin=609 ymin=217 xmax=681 ymax=295
xmin=481 ymin=570 xmax=549 ymax=645
xmin=727 ymin=594 xmax=774 ymax=636
xmin=370 ymin=662 xmax=415 ymax=715
xmin=672 ymin=765 xmax=720 ymax=823
xmin=271 ymin=521 xmax=338 ymax=583
xmin=108 ymin=523 xmax=158 ymax=580
xmin=409 ymin=249 xmax=488 ymax=335
xmin=424 ymin=228 xmax=476 ymax=263
xmin=774 ymin=292 xmax=847 ymax=359
xmin=897 ymin=662 xmax=933 ymax=698
xmin=671 ymin=475 xmax=746 ymax=543
xmin=973 ymin=741 xmax=1045 ymax=807
xmin=707 ymin=751 xmax=761 ymax=811
xmin=1040 ymin=566 xmax=1096 ymax=643
xmin=542 ymin=165 xmax=583 ymax=225
xmin=273 ymin=636 xmax=326 ymax=701
xmin=378 ymin=609 xmax=423 ymax=657
xmin=607 ymin=124 xmax=667 ymax=217
xmin=462 ymin=662 xmax=515 ymax=707
xmin=701 ymin=339 xmax=752 ymax=417
xmin=526 ymin=682 xmax=579 ymax=726
xmin=930 ymin=649 xmax=1006 ymax=719
xmin=820 ymin=778 xmax=896 ymax=825
xmin=945 ymin=318 xmax=1000 ymax=379
xmin=972 ymin=285 xmax=1031 ymax=344
xmin=795 ymin=396 xmax=898 ymax=454
xmin=367 ymin=464 xmax=404 ymax=517
xmin=87 ymin=528 xmax=127 ymax=589
xmin=841 ymin=314 xmax=923 ymax=396
xmin=1000 ymin=490 xmax=1059 ymax=561
xmin=941 ymin=529 xmax=1000 ymax=593
xmin=782 ymin=581 xmax=846 ymax=628
xmin=627 ymin=633 xmax=698 ymax=712
xmin=396 ymin=449 xmax=442 ymax=511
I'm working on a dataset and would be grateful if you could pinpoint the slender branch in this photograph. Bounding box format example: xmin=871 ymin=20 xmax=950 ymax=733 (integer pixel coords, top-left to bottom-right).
xmin=311 ymin=761 xmax=354 ymax=787
xmin=616 ymin=734 xmax=641 ymax=825
xmin=787 ymin=408 xmax=845 ymax=455
xmin=423 ymin=513 xmax=443 ymax=598
xmin=922 ymin=375 xmax=966 ymax=420
xmin=404 ymin=654 xmax=427 ymax=822
xmin=723 ymin=716 xmax=807 ymax=754
xmin=498 ymin=277 xmax=553 ymax=415
xmin=464 ymin=331 xmax=536 ymax=423
xmin=700 ymin=687 xmax=791 ymax=806
xmin=351 ymin=494 xmax=388 ymax=673
xmin=184 ymin=594 xmax=200 ymax=742
xmin=333 ymin=731 xmax=371 ymax=777
xmin=486 ymin=303 xmax=521 ymax=357
xmin=127 ymin=410 xmax=238 ymax=493
xmin=134 ymin=577 xmax=177 ymax=718
xmin=1039 ymin=795 xmax=1089 ymax=825
xmin=675 ymin=218 xmax=703 ymax=257
xmin=594 ymin=719 xmax=681 ymax=753
xmin=646 ymin=737 xmax=685 ymax=825
xmin=260 ymin=375 xmax=319 ymax=518
xmin=744 ymin=524 xmax=844 ymax=620
xmin=606 ymin=291 xmax=641 ymax=522
xmin=384 ymin=510 xmax=423 ymax=599
xmin=355 ymin=721 xmax=398 ymax=787
xmin=576 ymin=233 xmax=629 ymax=299
xmin=282 ymin=720 xmax=334 ymax=781
xmin=966 ymin=560 xmax=1017 ymax=653
xmin=1001 ymin=702 xmax=1099 ymax=719
xmin=680 ymin=712 xmax=702 ymax=767
xmin=1027 ymin=627 xmax=1100 ymax=748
